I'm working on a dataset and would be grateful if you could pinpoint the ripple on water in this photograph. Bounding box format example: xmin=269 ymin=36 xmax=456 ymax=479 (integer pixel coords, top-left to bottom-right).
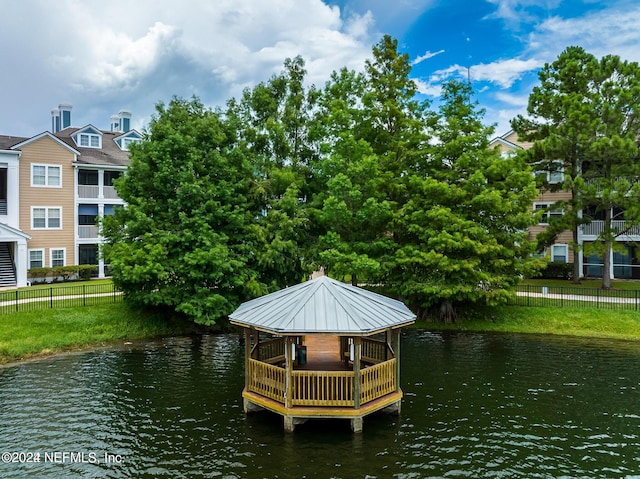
xmin=2 ymin=331 xmax=640 ymax=478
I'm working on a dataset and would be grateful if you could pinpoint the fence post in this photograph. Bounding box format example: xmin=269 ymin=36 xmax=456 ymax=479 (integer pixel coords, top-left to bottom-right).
xmin=50 ymin=287 xmax=53 ymax=309
xmin=83 ymin=285 xmax=86 ymax=306
xmin=15 ymin=290 xmax=18 ymax=312
xmin=636 ymin=290 xmax=638 ymax=312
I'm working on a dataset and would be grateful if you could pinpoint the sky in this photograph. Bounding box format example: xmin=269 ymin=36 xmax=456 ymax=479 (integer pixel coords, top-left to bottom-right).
xmin=2 ymin=0 xmax=640 ymax=139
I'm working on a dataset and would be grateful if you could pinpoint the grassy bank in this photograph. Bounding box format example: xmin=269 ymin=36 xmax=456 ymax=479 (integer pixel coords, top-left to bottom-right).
xmin=0 ymin=303 xmax=199 ymax=365
xmin=415 ymin=305 xmax=640 ymax=341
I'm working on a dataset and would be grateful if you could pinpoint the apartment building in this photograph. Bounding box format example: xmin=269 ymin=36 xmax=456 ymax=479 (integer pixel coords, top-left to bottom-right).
xmin=0 ymin=104 xmax=142 ymax=287
xmin=491 ymin=130 xmax=639 ymax=280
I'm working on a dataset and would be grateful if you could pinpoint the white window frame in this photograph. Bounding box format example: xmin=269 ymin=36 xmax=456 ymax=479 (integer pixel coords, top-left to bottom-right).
xmin=31 ymin=164 xmax=62 ymax=187
xmin=534 ymin=202 xmax=563 ymax=225
xmin=547 ymin=160 xmax=564 ymax=184
xmin=121 ymin=137 xmax=141 ymax=151
xmin=533 ymin=160 xmax=564 ymax=184
xmin=50 ymin=248 xmax=66 ymax=267
xmin=79 ymin=133 xmax=101 ymax=149
xmin=28 ymin=249 xmax=45 ymax=269
xmin=31 ymin=206 xmax=62 ymax=230
xmin=551 ymin=244 xmax=569 ymax=263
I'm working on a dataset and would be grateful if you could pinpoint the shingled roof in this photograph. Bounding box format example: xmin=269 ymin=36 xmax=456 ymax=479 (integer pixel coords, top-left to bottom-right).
xmin=229 ymin=276 xmax=416 ymax=336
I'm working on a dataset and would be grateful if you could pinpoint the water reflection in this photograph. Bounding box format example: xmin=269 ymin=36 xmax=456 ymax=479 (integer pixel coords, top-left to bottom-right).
xmin=1 ymin=331 xmax=639 ymax=478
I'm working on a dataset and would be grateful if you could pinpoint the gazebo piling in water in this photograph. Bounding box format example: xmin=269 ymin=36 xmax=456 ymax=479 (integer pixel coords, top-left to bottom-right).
xmin=229 ymin=275 xmax=416 ymax=432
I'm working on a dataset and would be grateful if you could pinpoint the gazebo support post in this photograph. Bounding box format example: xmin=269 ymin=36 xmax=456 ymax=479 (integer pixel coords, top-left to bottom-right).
xmin=244 ymin=329 xmax=251 ymax=390
xmin=285 ymin=336 xmax=293 ymax=410
xmin=385 ymin=329 xmax=392 ymax=360
xmin=350 ymin=416 xmax=363 ymax=433
xmin=353 ymin=336 xmax=361 ymax=410
xmin=395 ymin=329 xmax=401 ymax=392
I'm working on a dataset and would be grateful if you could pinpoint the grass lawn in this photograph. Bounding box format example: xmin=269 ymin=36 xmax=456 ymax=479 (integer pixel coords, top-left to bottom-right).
xmin=415 ymin=305 xmax=640 ymax=341
xmin=0 ymin=303 xmax=199 ymax=365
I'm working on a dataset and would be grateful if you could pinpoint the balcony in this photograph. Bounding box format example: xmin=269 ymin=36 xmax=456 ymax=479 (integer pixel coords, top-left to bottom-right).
xmin=581 ymin=220 xmax=640 ymax=237
xmin=0 ymin=199 xmax=6 ymax=215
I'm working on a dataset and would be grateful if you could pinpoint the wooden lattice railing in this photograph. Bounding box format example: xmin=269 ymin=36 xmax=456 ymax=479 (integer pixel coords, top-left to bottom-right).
xmin=291 ymin=370 xmax=355 ymax=406
xmin=247 ymin=359 xmax=286 ymax=402
xmin=360 ymin=358 xmax=397 ymax=404
xmin=247 ymin=357 xmax=398 ymax=408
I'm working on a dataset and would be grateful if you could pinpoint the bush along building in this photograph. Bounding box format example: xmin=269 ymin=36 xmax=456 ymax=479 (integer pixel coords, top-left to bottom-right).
xmin=491 ymin=130 xmax=640 ymax=281
xmin=0 ymin=104 xmax=141 ymax=287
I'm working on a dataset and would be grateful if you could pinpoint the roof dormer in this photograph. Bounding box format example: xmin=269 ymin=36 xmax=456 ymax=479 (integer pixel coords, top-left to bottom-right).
xmin=114 ymin=129 xmax=142 ymax=151
xmin=72 ymin=125 xmax=103 ymax=149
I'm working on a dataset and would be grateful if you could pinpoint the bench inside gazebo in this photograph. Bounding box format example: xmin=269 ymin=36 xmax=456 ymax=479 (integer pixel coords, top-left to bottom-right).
xmin=229 ymin=275 xmax=416 ymax=432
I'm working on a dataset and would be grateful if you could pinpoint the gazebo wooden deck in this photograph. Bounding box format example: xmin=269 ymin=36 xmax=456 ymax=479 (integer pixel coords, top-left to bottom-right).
xmin=229 ymin=276 xmax=416 ymax=432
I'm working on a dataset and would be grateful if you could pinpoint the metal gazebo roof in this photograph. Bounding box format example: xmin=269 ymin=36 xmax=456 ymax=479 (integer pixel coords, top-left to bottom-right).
xmin=229 ymin=276 xmax=416 ymax=335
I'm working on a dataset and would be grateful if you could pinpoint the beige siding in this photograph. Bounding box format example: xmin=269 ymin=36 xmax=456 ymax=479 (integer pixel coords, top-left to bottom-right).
xmin=504 ymin=131 xmax=534 ymax=149
xmin=19 ymin=137 xmax=76 ymax=266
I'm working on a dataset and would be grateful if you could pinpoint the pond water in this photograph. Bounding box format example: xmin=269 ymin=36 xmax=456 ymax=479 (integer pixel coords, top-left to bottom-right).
xmin=1 ymin=331 xmax=639 ymax=478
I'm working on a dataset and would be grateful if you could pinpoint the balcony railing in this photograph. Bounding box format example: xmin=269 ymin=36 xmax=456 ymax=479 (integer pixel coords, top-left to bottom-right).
xmin=78 ymin=225 xmax=100 ymax=239
xmin=104 ymin=186 xmax=119 ymax=199
xmin=78 ymin=185 xmax=99 ymax=198
xmin=78 ymin=185 xmax=121 ymax=200
xmin=0 ymin=199 xmax=6 ymax=215
xmin=580 ymin=220 xmax=640 ymax=237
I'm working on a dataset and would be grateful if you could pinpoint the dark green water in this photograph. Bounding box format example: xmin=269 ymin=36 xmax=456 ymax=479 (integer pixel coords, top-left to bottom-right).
xmin=1 ymin=331 xmax=639 ymax=478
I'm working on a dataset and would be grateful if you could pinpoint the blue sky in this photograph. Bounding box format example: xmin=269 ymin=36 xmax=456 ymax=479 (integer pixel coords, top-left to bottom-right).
xmin=1 ymin=0 xmax=639 ymax=138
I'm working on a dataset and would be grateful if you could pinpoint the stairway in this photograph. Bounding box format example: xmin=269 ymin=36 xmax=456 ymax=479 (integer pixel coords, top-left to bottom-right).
xmin=0 ymin=243 xmax=16 ymax=288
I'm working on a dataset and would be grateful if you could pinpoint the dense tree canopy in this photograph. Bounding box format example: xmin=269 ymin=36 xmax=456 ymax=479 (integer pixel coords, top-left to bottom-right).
xmin=392 ymin=80 xmax=540 ymax=315
xmin=105 ymin=35 xmax=542 ymax=323
xmin=103 ymin=98 xmax=264 ymax=325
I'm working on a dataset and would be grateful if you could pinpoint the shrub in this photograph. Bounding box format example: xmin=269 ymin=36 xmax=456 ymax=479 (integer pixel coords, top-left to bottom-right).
xmin=27 ymin=265 xmax=99 ymax=283
xmin=539 ymin=261 xmax=573 ymax=280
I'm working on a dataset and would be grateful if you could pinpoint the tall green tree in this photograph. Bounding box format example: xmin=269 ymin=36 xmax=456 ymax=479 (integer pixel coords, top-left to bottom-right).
xmin=512 ymin=47 xmax=640 ymax=287
xmin=226 ymin=56 xmax=319 ymax=289
xmin=309 ymin=36 xmax=433 ymax=285
xmin=103 ymin=97 xmax=264 ymax=324
xmin=393 ymin=80 xmax=540 ymax=316
xmin=308 ymin=68 xmax=394 ymax=285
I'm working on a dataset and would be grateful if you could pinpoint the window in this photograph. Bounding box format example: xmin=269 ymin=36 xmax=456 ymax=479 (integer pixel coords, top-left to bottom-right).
xmin=31 ymin=207 xmax=62 ymax=229
xmin=533 ymin=160 xmax=564 ymax=185
xmin=534 ymin=203 xmax=563 ymax=225
xmin=104 ymin=171 xmax=121 ymax=186
xmin=79 ymin=133 xmax=101 ymax=148
xmin=551 ymin=244 xmax=569 ymax=263
xmin=78 ymin=204 xmax=98 ymax=225
xmin=548 ymin=162 xmax=564 ymax=184
xmin=51 ymin=249 xmax=65 ymax=267
xmin=29 ymin=249 xmax=44 ymax=269
xmin=79 ymin=244 xmax=98 ymax=265
xmin=121 ymin=137 xmax=141 ymax=150
xmin=31 ymin=164 xmax=61 ymax=187
xmin=78 ymin=169 xmax=98 ymax=186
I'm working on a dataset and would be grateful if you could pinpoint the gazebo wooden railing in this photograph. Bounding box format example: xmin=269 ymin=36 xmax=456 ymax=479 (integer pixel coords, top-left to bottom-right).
xmin=246 ymin=356 xmax=398 ymax=408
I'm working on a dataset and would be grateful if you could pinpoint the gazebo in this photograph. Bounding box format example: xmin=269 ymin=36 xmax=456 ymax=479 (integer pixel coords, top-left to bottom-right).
xmin=229 ymin=275 xmax=416 ymax=432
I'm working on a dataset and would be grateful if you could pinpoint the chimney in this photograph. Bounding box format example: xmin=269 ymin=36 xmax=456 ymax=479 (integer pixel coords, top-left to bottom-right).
xmin=51 ymin=104 xmax=72 ymax=133
xmin=110 ymin=110 xmax=132 ymax=133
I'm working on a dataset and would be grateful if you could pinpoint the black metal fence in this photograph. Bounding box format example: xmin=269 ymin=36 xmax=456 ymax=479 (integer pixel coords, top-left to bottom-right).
xmin=0 ymin=283 xmax=123 ymax=314
xmin=510 ymin=284 xmax=640 ymax=310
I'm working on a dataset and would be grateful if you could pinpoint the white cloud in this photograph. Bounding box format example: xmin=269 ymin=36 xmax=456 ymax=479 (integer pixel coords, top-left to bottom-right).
xmin=529 ymin=7 xmax=640 ymax=63
xmin=469 ymin=58 xmax=543 ymax=88
xmin=413 ymin=78 xmax=441 ymax=97
xmin=412 ymin=49 xmax=445 ymax=66
xmin=0 ymin=0 xmax=378 ymax=135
